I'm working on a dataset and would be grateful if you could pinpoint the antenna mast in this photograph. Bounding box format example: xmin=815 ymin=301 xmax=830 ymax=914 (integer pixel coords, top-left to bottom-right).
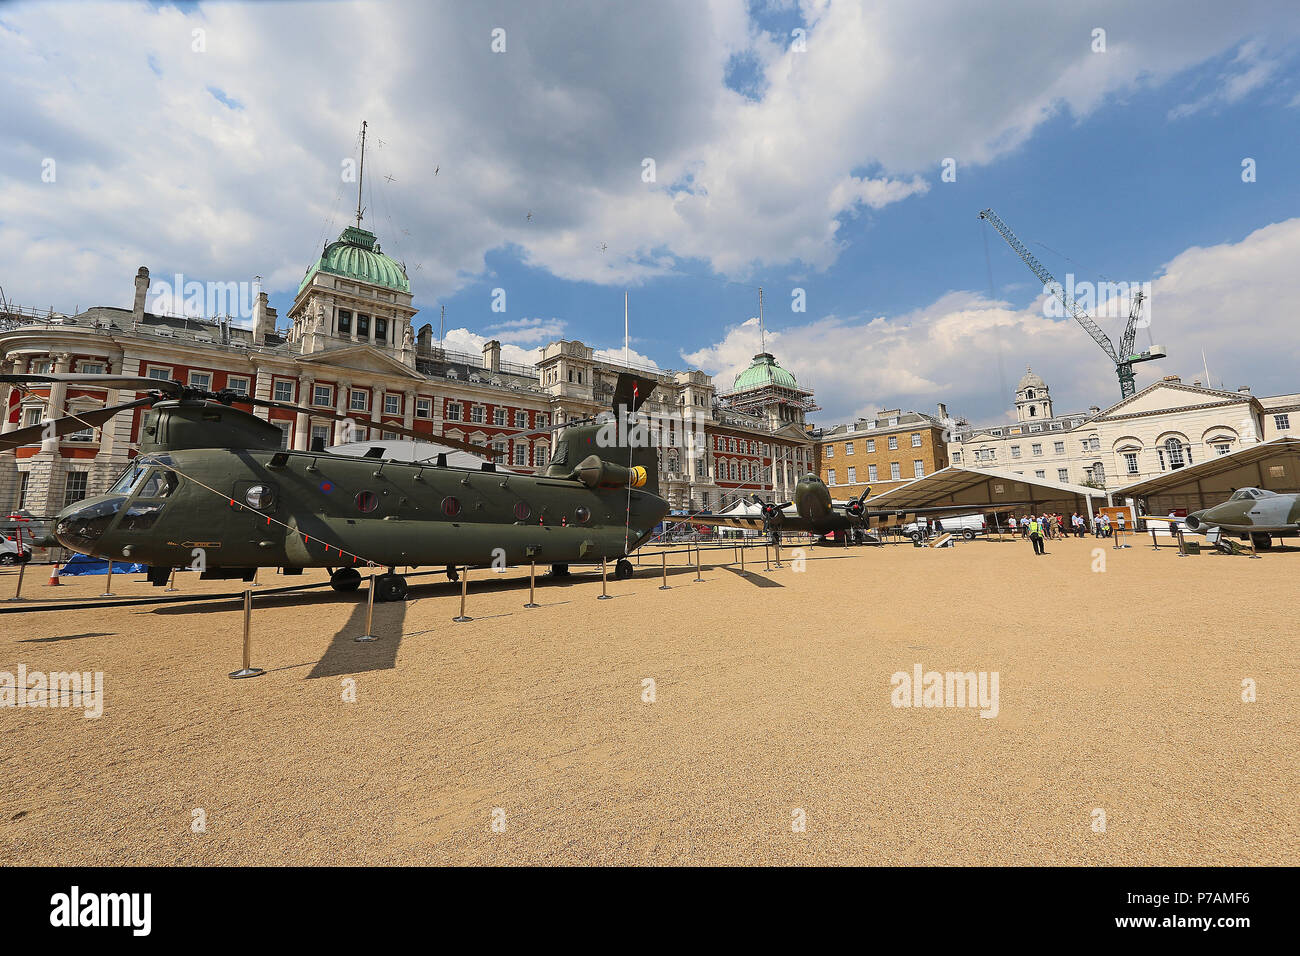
xmin=355 ymin=120 xmax=368 ymax=228
xmin=758 ymin=286 xmax=765 ymax=353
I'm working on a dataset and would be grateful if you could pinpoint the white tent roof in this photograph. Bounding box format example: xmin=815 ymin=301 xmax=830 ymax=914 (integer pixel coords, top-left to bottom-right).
xmin=327 ymin=439 xmax=504 ymax=471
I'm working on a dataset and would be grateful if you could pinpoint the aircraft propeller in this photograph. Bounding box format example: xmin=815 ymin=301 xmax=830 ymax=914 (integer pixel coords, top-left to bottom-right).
xmin=844 ymin=485 xmax=873 ymax=519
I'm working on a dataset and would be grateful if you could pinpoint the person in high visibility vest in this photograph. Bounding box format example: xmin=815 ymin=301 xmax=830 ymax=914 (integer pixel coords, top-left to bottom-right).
xmin=1028 ymin=516 xmax=1045 ymax=555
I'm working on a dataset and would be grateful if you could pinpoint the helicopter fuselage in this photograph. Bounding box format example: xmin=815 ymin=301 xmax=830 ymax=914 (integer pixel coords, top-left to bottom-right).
xmin=54 ymin=446 xmax=670 ymax=575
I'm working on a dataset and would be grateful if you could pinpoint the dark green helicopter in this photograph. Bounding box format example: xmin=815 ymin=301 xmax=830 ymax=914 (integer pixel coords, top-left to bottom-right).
xmin=1 ymin=371 xmax=669 ymax=601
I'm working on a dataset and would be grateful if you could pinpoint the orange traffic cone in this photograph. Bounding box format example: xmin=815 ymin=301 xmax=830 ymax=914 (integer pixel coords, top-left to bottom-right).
xmin=46 ymin=562 xmax=61 ymax=586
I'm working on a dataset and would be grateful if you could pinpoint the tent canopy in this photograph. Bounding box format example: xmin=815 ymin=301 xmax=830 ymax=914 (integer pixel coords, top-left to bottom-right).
xmin=864 ymin=465 xmax=1107 ymax=517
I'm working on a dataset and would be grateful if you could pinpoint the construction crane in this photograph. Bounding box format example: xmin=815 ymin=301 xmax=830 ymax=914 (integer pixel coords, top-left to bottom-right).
xmin=979 ymin=208 xmax=1165 ymax=400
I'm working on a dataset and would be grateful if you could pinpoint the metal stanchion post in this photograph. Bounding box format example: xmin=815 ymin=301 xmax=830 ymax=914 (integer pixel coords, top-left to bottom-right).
xmin=764 ymin=544 xmax=770 ymax=571
xmin=740 ymin=545 xmax=745 ymax=573
xmin=229 ymin=590 xmax=265 ymax=678
xmin=453 ymin=566 xmax=472 ymax=621
xmin=525 ymin=560 xmax=539 ymax=608
xmin=99 ymin=559 xmax=116 ymax=598
xmin=659 ymin=551 xmax=670 ymax=590
xmin=354 ymin=573 xmax=378 ymax=641
xmin=7 ymin=561 xmax=26 ymax=602
xmin=598 ymin=558 xmax=612 ymax=599
xmin=165 ymin=568 xmax=178 ymax=591
xmin=774 ymin=538 xmax=782 ymax=568
xmin=693 ymin=545 xmax=703 ymax=582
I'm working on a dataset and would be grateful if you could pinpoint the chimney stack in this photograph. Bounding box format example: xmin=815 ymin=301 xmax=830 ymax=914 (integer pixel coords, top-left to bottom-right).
xmin=483 ymin=339 xmax=501 ymax=372
xmin=937 ymin=402 xmax=948 ymax=421
xmin=251 ymin=289 xmax=270 ymax=346
xmin=132 ymin=266 xmax=150 ymax=328
xmin=417 ymin=324 xmax=432 ymax=355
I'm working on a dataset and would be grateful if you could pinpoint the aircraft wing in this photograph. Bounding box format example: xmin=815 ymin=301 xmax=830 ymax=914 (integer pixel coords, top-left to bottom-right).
xmin=661 ymin=514 xmax=769 ymax=532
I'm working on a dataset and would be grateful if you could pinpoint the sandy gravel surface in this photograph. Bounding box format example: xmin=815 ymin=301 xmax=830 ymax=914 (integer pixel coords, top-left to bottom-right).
xmin=1 ymin=535 xmax=1295 ymax=865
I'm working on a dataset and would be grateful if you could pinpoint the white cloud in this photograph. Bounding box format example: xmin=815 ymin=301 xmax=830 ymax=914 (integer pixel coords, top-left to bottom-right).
xmin=1168 ymin=40 xmax=1286 ymax=119
xmin=2 ymin=0 xmax=1297 ymax=318
xmin=686 ymin=218 xmax=1300 ymax=424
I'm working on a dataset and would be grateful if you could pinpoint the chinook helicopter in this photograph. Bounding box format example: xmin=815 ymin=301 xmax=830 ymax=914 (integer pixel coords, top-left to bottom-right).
xmin=1 ymin=371 xmax=669 ymax=601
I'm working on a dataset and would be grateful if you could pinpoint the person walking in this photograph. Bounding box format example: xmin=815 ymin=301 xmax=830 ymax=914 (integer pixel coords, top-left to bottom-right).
xmin=1028 ymin=515 xmax=1045 ymax=555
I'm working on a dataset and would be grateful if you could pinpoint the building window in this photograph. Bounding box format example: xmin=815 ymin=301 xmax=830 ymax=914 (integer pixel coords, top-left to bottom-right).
xmin=846 ymin=466 xmax=856 ymax=484
xmin=911 ymin=433 xmax=922 ymax=447
xmin=1124 ymin=453 xmax=1138 ymax=474
xmin=888 ymin=435 xmax=898 ymax=450
xmin=273 ymin=380 xmax=294 ymax=402
xmin=338 ymin=310 xmax=351 ymax=333
xmin=313 ymin=385 xmax=332 ymax=406
xmin=29 ymin=359 xmax=52 ymax=375
xmin=415 ymin=398 xmax=432 ymax=418
xmin=494 ymin=407 xmax=506 ymax=426
xmin=79 ymin=362 xmax=105 ymax=375
xmin=913 ymin=460 xmax=924 ymax=478
xmin=845 ymin=442 xmax=853 ymax=455
xmin=357 ymin=314 xmax=370 ymax=337
xmin=445 ymin=401 xmax=462 ymax=421
xmin=1274 ymin=414 xmax=1291 ymax=430
xmin=273 ymin=421 xmax=291 ymax=449
xmin=188 ymin=371 xmax=212 ymax=391
xmin=1054 ymin=441 xmax=1064 ymax=455
xmin=1089 ymin=437 xmax=1100 ymax=451
xmin=512 ymin=443 xmax=527 ymax=467
xmin=17 ymin=473 xmax=29 ymax=510
xmin=310 ymin=423 xmax=331 ymax=449
xmin=866 ymin=439 xmax=875 ymax=453
xmin=868 ymin=464 xmax=878 ymax=482
xmin=1011 ymin=445 xmax=1021 ymax=459
xmin=825 ymin=445 xmax=834 ymax=459
xmin=381 ymin=394 xmax=398 ymax=415
xmin=375 ymin=317 xmax=388 ymax=341
xmin=1213 ymin=442 xmax=1231 ymax=456
xmin=1035 ymin=470 xmax=1046 ymax=479
xmin=1164 ymin=437 xmax=1187 ymax=470
xmin=827 ymin=468 xmax=836 ymax=485
xmin=1031 ymin=443 xmax=1042 ymax=456
xmin=226 ymin=376 xmax=250 ymax=396
xmin=890 ymin=462 xmax=901 ymax=480
xmin=537 ymin=413 xmax=549 ymax=428
xmin=471 ymin=406 xmax=485 ymax=424
xmin=350 ymin=389 xmax=368 ymax=412
xmin=23 ymin=406 xmax=44 ymax=428
xmin=515 ymin=410 xmax=527 ymax=428
xmin=952 ymin=452 xmax=961 ymax=464
xmin=493 ymin=440 xmax=506 ymax=464
xmin=63 ymin=472 xmax=88 ymax=508
xmin=1058 ymin=468 xmax=1069 ymax=482
xmin=146 ymin=366 xmax=172 ymax=381
xmin=535 ymin=445 xmax=549 ymax=468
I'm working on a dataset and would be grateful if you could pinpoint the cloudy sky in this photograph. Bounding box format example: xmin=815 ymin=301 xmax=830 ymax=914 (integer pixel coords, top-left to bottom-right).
xmin=3 ymin=0 xmax=1300 ymax=424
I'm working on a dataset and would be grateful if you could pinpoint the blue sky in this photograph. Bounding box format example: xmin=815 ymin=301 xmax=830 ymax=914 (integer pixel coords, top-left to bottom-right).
xmin=3 ymin=0 xmax=1300 ymax=423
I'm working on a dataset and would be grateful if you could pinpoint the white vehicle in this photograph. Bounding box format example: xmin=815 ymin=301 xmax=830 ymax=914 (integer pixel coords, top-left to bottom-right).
xmin=0 ymin=534 xmax=32 ymax=565
xmin=903 ymin=513 xmax=987 ymax=543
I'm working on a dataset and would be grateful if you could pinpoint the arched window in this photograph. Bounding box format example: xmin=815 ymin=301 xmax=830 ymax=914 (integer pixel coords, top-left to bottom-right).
xmin=1164 ymin=437 xmax=1186 ymax=470
xmin=1025 ymin=389 xmax=1035 ymax=399
xmin=1029 ymin=406 xmax=1037 ymax=417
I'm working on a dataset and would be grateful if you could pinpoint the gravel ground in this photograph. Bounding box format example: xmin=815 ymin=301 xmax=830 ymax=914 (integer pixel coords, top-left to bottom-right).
xmin=1 ymin=535 xmax=1295 ymax=865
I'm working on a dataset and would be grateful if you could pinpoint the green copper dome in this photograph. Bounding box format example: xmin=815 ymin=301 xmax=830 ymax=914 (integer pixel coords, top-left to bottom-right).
xmin=733 ymin=352 xmax=798 ymax=391
xmin=297 ymin=225 xmax=410 ymax=295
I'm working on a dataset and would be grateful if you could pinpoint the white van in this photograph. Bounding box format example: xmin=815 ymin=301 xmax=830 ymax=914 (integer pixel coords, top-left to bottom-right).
xmin=903 ymin=514 xmax=986 ymax=543
xmin=0 ymin=535 xmax=33 ymax=565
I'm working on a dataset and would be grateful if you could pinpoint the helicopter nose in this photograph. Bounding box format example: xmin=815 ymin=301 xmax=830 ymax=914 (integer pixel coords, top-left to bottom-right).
xmin=54 ymin=496 xmax=125 ymax=554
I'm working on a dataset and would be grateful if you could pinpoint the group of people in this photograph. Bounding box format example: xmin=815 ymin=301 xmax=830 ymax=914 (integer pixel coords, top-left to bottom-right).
xmin=1009 ymin=511 xmax=1126 ymax=555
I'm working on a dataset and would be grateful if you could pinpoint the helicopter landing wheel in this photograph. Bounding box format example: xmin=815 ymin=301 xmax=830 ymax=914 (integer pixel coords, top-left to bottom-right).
xmin=613 ymin=558 xmax=634 ymax=580
xmin=549 ymin=563 xmax=571 ymax=578
xmin=375 ymin=573 xmax=408 ymax=602
xmin=330 ymin=567 xmax=361 ymax=593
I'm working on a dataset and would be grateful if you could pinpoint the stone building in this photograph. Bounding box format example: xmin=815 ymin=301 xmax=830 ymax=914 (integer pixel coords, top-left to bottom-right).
xmin=1 ymin=228 xmax=816 ymax=522
xmin=811 ymin=409 xmax=951 ymax=500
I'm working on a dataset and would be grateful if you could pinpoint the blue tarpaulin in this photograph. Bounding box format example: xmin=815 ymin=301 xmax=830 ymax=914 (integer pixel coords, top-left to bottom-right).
xmin=58 ymin=554 xmax=147 ymax=576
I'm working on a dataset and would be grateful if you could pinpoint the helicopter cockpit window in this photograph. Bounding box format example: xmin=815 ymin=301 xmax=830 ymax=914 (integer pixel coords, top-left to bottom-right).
xmin=135 ymin=469 xmax=177 ymax=499
xmin=108 ymin=463 xmax=149 ymax=496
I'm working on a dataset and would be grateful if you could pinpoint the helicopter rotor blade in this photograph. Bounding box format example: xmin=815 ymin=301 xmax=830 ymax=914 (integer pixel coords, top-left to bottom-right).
xmin=0 ymin=396 xmax=155 ymax=452
xmin=240 ymin=396 xmax=495 ymax=457
xmin=0 ymin=373 xmax=182 ymax=396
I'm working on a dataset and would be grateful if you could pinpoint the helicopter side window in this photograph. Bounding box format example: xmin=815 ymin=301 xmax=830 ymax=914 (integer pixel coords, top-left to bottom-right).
xmin=513 ymin=501 xmax=531 ymax=521
xmin=574 ymin=506 xmax=591 ymax=525
xmin=356 ymin=491 xmax=379 ymax=514
xmin=441 ymin=496 xmax=462 ymax=518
